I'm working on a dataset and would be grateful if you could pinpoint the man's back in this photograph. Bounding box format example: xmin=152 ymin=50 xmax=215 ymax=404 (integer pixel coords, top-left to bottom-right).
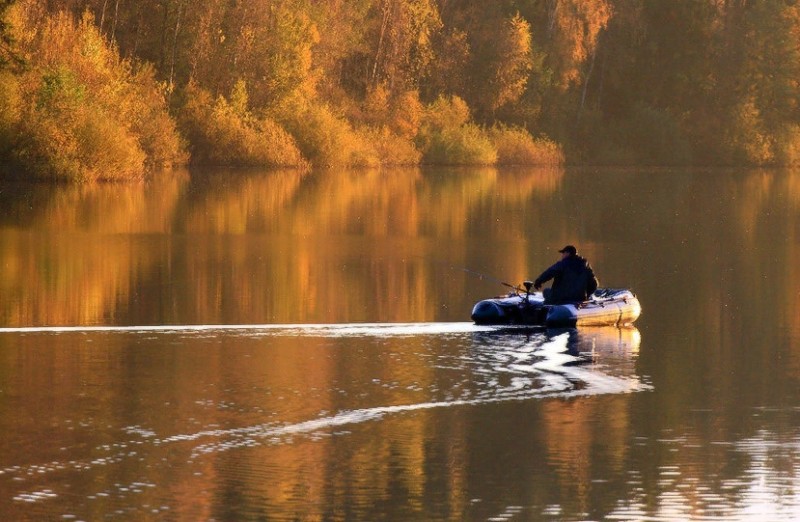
xmin=536 ymin=254 xmax=598 ymax=304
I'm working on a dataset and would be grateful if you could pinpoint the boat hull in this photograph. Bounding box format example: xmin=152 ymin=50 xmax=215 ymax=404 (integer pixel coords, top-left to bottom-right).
xmin=471 ymin=288 xmax=641 ymax=327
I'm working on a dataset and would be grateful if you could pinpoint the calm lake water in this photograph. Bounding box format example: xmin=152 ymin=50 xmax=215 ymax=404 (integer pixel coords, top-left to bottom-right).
xmin=1 ymin=166 xmax=799 ymax=520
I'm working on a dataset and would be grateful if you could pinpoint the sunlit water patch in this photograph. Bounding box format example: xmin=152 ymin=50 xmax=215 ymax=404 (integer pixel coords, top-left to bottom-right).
xmin=604 ymin=409 xmax=800 ymax=522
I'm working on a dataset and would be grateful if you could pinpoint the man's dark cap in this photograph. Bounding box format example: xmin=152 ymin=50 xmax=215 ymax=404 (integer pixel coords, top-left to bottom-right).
xmin=558 ymin=245 xmax=577 ymax=255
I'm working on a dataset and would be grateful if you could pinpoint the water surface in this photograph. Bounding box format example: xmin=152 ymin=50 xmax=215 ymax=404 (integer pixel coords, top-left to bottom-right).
xmin=1 ymin=167 xmax=800 ymax=520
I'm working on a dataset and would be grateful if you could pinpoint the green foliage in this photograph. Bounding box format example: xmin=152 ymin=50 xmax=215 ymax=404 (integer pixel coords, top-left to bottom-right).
xmin=422 ymin=95 xmax=470 ymax=129
xmin=420 ymin=124 xmax=497 ymax=165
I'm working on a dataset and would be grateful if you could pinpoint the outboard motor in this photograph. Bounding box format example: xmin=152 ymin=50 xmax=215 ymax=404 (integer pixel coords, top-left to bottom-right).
xmin=523 ymin=280 xmax=533 ymax=302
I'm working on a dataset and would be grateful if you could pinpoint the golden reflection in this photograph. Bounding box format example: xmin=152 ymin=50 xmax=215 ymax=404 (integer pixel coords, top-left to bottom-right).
xmin=734 ymin=169 xmax=774 ymax=242
xmin=5 ymin=166 xmax=800 ymax=330
xmin=492 ymin=167 xmax=564 ymax=202
xmin=0 ymin=174 xmax=186 ymax=325
xmin=540 ymin=326 xmax=639 ymax=512
xmin=0 ymin=166 xmax=567 ymax=326
xmin=4 ymin=167 xmax=800 ymax=520
xmin=180 ymin=169 xmax=307 ymax=234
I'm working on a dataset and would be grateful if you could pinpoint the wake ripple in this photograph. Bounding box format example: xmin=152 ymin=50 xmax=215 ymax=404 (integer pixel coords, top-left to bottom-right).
xmin=1 ymin=331 xmax=650 ymax=484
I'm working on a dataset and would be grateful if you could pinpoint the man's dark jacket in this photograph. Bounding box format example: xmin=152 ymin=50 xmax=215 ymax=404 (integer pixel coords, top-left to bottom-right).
xmin=534 ymin=254 xmax=598 ymax=304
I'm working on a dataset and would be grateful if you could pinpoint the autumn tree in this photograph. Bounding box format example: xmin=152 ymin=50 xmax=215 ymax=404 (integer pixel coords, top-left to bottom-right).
xmin=712 ymin=0 xmax=800 ymax=164
xmin=0 ymin=0 xmax=22 ymax=69
xmin=473 ymin=13 xmax=533 ymax=119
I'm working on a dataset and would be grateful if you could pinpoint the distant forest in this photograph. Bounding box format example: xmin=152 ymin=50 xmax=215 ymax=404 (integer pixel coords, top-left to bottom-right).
xmin=1 ymin=0 xmax=799 ymax=180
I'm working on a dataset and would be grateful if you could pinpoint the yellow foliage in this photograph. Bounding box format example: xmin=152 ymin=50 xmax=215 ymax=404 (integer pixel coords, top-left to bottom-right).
xmin=389 ymin=90 xmax=423 ymax=140
xmin=417 ymin=96 xmax=497 ymax=165
xmin=424 ymin=95 xmax=471 ymax=130
xmin=365 ymin=126 xmax=421 ymax=166
xmin=15 ymin=101 xmax=146 ymax=181
xmin=730 ymin=99 xmax=774 ymax=166
xmin=363 ymin=84 xmax=391 ymax=126
xmin=123 ymin=62 xmax=187 ymax=168
xmin=490 ymin=14 xmax=533 ymax=111
xmin=179 ymin=82 xmax=307 ymax=168
xmin=279 ymin=101 xmax=381 ymax=168
xmin=230 ymin=79 xmax=249 ymax=117
xmin=490 ymin=125 xmax=565 ymax=166
xmin=73 ymin=108 xmax=147 ymax=180
xmin=548 ymin=0 xmax=612 ymax=87
xmin=1 ymin=4 xmax=185 ymax=181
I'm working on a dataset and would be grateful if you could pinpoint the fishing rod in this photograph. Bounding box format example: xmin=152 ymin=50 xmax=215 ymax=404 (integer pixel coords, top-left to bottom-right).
xmin=403 ymin=255 xmax=529 ymax=294
xmin=447 ymin=264 xmax=526 ymax=294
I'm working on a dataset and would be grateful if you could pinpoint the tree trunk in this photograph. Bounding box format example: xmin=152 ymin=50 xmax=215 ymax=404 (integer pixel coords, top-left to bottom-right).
xmin=547 ymin=0 xmax=559 ymax=37
xmin=168 ymin=0 xmax=184 ymax=92
xmin=99 ymin=0 xmax=108 ymax=34
xmin=577 ymin=38 xmax=598 ymax=124
xmin=371 ymin=0 xmax=392 ymax=89
xmin=111 ymin=0 xmax=120 ymax=41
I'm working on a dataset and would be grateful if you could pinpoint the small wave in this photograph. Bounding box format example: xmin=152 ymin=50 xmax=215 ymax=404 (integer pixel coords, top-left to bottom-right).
xmin=0 ymin=330 xmax=650 ymax=485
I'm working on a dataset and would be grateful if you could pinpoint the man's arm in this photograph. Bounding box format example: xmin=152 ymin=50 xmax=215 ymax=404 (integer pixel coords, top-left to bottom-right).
xmin=534 ymin=262 xmax=561 ymax=290
xmin=586 ymin=265 xmax=598 ymax=297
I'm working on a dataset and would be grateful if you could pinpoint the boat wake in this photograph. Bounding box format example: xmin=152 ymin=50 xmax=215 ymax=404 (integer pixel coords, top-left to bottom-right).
xmin=1 ymin=328 xmax=649 ymax=481
xmin=0 ymin=321 xmax=508 ymax=336
xmin=0 ymin=324 xmax=650 ymax=514
xmin=186 ymin=331 xmax=649 ymax=457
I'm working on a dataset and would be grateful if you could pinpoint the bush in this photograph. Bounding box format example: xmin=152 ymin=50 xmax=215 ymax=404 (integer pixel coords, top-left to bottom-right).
xmin=490 ymin=125 xmax=564 ymax=166
xmin=420 ymin=124 xmax=497 ymax=165
xmin=365 ymin=126 xmax=421 ymax=166
xmin=178 ymin=82 xmax=307 ymax=168
xmin=0 ymin=7 xmax=185 ymax=181
xmin=6 ymin=67 xmax=146 ymax=181
xmin=127 ymin=64 xmax=188 ymax=168
xmin=416 ymin=95 xmax=497 ymax=165
xmin=424 ymin=94 xmax=471 ymax=129
xmin=388 ymin=90 xmax=423 ymax=140
xmin=278 ymin=101 xmax=380 ymax=167
xmin=349 ymin=88 xmax=422 ymax=166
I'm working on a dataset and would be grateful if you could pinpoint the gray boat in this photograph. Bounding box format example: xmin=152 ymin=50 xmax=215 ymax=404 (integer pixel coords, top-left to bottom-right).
xmin=471 ymin=284 xmax=641 ymax=327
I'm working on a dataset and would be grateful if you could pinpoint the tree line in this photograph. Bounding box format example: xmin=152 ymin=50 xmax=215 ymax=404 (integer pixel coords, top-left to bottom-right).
xmin=1 ymin=0 xmax=799 ymax=180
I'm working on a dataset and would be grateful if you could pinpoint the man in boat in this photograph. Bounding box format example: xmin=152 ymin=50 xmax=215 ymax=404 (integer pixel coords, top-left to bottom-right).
xmin=533 ymin=245 xmax=598 ymax=304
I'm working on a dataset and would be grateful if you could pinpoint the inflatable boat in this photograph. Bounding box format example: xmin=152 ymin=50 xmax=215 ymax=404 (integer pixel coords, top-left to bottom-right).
xmin=471 ymin=284 xmax=641 ymax=327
